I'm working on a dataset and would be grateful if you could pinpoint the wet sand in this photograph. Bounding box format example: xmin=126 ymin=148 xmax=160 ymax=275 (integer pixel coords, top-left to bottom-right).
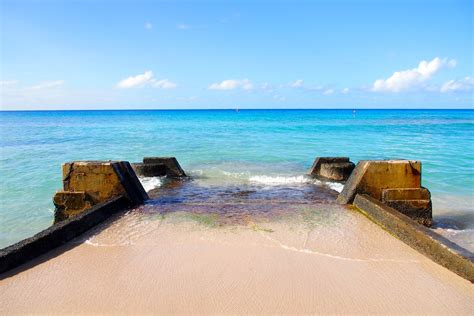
xmin=1 ymin=180 xmax=473 ymax=314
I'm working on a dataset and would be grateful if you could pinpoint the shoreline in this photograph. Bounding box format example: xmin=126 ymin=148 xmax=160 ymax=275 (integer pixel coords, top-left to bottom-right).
xmin=2 ymin=196 xmax=473 ymax=313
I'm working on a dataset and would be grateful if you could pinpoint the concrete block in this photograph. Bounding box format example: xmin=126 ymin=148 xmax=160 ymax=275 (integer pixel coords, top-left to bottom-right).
xmin=131 ymin=163 xmax=167 ymax=177
xmin=382 ymin=188 xmax=432 ymax=227
xmin=382 ymin=187 xmax=430 ymax=201
xmin=353 ymin=194 xmax=474 ymax=282
xmin=55 ymin=161 xmax=148 ymax=221
xmin=143 ymin=157 xmax=186 ymax=177
xmin=383 ymin=200 xmax=432 ymax=227
xmin=53 ymin=191 xmax=93 ymax=222
xmin=308 ymin=157 xmax=355 ymax=182
xmin=337 ymin=160 xmax=421 ymax=204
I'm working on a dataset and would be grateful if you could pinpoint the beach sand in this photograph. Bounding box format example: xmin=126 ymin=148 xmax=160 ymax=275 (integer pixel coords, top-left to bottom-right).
xmin=1 ymin=197 xmax=473 ymax=314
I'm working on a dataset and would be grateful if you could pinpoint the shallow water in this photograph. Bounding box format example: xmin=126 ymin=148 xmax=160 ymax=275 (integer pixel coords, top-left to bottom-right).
xmin=80 ymin=178 xmax=341 ymax=248
xmin=3 ymin=189 xmax=474 ymax=314
xmin=0 ymin=109 xmax=473 ymax=249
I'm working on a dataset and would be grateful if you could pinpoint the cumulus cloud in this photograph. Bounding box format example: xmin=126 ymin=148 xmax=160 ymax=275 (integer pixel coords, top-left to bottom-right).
xmin=323 ymin=89 xmax=334 ymax=95
xmin=116 ymin=71 xmax=177 ymax=89
xmin=372 ymin=57 xmax=456 ymax=92
xmin=440 ymin=77 xmax=474 ymax=93
xmin=287 ymin=79 xmax=326 ymax=91
xmin=117 ymin=71 xmax=153 ymax=88
xmin=290 ymin=79 xmax=304 ymax=88
xmin=145 ymin=22 xmax=152 ymax=30
xmin=31 ymin=80 xmax=64 ymax=90
xmin=208 ymin=79 xmax=253 ymax=90
xmin=153 ymin=79 xmax=177 ymax=89
xmin=341 ymin=88 xmax=350 ymax=94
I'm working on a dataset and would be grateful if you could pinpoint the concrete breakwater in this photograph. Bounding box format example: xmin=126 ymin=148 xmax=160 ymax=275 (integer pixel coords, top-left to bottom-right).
xmin=53 ymin=161 xmax=148 ymax=222
xmin=132 ymin=157 xmax=187 ymax=178
xmin=0 ymin=157 xmax=185 ymax=274
xmin=0 ymin=156 xmax=473 ymax=282
xmin=325 ymin=159 xmax=472 ymax=281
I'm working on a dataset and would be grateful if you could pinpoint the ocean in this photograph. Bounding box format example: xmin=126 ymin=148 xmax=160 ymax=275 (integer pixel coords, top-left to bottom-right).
xmin=0 ymin=109 xmax=473 ymax=250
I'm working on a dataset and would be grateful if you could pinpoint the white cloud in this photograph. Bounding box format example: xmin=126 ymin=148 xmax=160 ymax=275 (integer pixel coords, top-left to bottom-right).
xmin=116 ymin=71 xmax=177 ymax=89
xmin=290 ymin=79 xmax=304 ymax=88
xmin=208 ymin=79 xmax=253 ymax=90
xmin=323 ymin=89 xmax=334 ymax=95
xmin=440 ymin=77 xmax=474 ymax=93
xmin=287 ymin=80 xmax=325 ymax=91
xmin=177 ymin=24 xmax=190 ymax=30
xmin=145 ymin=22 xmax=152 ymax=30
xmin=117 ymin=71 xmax=153 ymax=88
xmin=341 ymin=88 xmax=350 ymax=94
xmin=372 ymin=57 xmax=456 ymax=92
xmin=153 ymin=79 xmax=177 ymax=89
xmin=31 ymin=80 xmax=64 ymax=90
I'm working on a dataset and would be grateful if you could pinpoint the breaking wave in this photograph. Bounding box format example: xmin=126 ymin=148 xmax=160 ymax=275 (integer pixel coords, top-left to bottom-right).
xmin=188 ymin=166 xmax=345 ymax=193
xmin=249 ymin=175 xmax=312 ymax=185
xmin=326 ymin=182 xmax=344 ymax=193
xmin=139 ymin=177 xmax=163 ymax=192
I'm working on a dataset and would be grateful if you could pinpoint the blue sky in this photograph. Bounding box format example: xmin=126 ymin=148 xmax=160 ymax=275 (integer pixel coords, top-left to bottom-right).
xmin=1 ymin=0 xmax=472 ymax=110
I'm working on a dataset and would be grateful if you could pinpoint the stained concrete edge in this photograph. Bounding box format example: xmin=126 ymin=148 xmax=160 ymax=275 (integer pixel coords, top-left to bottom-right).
xmin=0 ymin=196 xmax=130 ymax=275
xmin=353 ymin=194 xmax=474 ymax=282
xmin=131 ymin=162 xmax=167 ymax=177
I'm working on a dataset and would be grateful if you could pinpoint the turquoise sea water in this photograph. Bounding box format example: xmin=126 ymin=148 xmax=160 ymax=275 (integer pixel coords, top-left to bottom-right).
xmin=0 ymin=109 xmax=473 ymax=250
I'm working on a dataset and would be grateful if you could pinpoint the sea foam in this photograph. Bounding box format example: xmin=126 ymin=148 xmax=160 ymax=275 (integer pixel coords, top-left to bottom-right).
xmin=139 ymin=177 xmax=162 ymax=192
xmin=249 ymin=175 xmax=311 ymax=185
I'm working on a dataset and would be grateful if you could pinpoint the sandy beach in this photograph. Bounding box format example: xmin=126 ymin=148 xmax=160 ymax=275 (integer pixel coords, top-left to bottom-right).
xmin=2 ymin=0 xmax=473 ymax=313
xmin=1 ymin=196 xmax=473 ymax=314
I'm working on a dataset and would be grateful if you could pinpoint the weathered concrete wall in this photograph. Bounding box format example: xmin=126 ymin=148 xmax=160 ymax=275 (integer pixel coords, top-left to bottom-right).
xmin=0 ymin=197 xmax=129 ymax=275
xmin=53 ymin=191 xmax=93 ymax=222
xmin=382 ymin=188 xmax=432 ymax=226
xmin=353 ymin=194 xmax=474 ymax=282
xmin=337 ymin=160 xmax=432 ymax=226
xmin=143 ymin=157 xmax=187 ymax=177
xmin=337 ymin=160 xmax=421 ymax=204
xmin=308 ymin=157 xmax=355 ymax=182
xmin=54 ymin=161 xmax=148 ymax=221
xmin=131 ymin=163 xmax=167 ymax=177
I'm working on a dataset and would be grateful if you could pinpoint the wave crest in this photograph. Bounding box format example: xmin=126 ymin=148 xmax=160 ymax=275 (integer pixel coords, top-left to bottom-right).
xmin=249 ymin=175 xmax=311 ymax=185
xmin=139 ymin=177 xmax=162 ymax=192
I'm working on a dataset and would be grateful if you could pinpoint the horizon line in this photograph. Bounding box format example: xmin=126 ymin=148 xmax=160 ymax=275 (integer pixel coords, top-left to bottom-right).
xmin=0 ymin=108 xmax=473 ymax=112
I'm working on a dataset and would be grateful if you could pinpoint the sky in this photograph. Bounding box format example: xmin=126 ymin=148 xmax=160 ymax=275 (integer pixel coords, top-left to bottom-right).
xmin=0 ymin=0 xmax=472 ymax=110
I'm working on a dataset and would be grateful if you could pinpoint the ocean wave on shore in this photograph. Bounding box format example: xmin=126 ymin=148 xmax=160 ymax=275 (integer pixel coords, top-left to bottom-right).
xmin=139 ymin=177 xmax=163 ymax=192
xmin=187 ymin=163 xmax=345 ymax=192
